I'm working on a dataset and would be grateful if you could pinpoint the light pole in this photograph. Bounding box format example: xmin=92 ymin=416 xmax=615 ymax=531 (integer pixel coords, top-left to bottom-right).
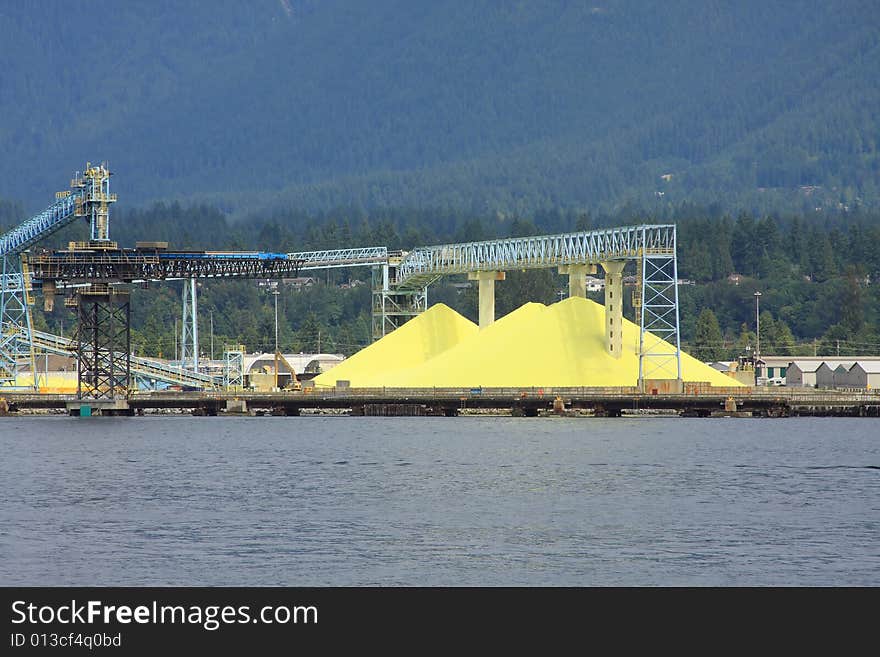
xmin=754 ymin=290 xmax=762 ymax=359
xmin=209 ymin=310 xmax=214 ymax=362
xmin=272 ymin=284 xmax=280 ymax=390
xmin=754 ymin=290 xmax=762 ymax=382
xmin=273 ymin=288 xmax=279 ymax=353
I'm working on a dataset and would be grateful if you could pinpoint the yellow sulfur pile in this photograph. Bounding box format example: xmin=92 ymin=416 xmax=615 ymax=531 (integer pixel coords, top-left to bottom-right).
xmin=313 ymin=302 xmax=479 ymax=387
xmin=315 ymin=297 xmax=742 ymax=388
xmin=14 ymin=372 xmax=79 ymax=393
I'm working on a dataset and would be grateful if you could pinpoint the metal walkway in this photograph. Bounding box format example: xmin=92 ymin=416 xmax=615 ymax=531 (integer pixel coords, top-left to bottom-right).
xmin=288 ymin=246 xmax=389 ymax=271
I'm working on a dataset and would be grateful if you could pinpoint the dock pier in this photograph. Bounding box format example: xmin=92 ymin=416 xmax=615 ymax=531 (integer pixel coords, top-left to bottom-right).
xmin=2 ymin=387 xmax=879 ymax=418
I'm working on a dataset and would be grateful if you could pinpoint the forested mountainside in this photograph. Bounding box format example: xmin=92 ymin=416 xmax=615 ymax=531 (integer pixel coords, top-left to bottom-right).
xmin=1 ymin=1 xmax=878 ymax=214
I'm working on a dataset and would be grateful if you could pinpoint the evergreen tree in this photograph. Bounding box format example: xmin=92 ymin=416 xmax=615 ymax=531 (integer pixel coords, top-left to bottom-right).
xmin=839 ymin=266 xmax=866 ymax=334
xmin=692 ymin=308 xmax=724 ymax=361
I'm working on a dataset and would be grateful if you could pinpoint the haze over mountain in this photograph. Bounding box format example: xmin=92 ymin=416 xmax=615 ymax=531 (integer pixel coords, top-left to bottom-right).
xmin=1 ymin=0 xmax=878 ymax=215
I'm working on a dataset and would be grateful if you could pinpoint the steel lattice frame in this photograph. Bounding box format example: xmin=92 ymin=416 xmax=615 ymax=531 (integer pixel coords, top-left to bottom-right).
xmin=0 ymin=192 xmax=80 ymax=388
xmin=638 ymin=225 xmax=682 ymax=382
xmin=371 ymin=264 xmax=428 ymax=340
xmin=0 ymin=165 xmax=117 ymax=388
xmin=289 ymin=246 xmax=388 ymax=270
xmin=75 ymin=290 xmax=131 ymax=399
xmin=0 ymin=194 xmax=80 ymax=256
xmin=181 ymin=278 xmax=199 ymax=371
xmin=371 ymin=287 xmax=429 ymax=340
xmin=27 ymin=253 xmax=304 ymax=282
xmin=0 ymin=258 xmax=37 ymax=387
xmin=223 ymin=348 xmax=244 ymax=390
xmin=22 ymin=329 xmax=217 ymax=388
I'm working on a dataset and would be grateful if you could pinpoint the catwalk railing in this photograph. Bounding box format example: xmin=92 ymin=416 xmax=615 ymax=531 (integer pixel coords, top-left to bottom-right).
xmin=288 ymin=247 xmax=389 ymax=271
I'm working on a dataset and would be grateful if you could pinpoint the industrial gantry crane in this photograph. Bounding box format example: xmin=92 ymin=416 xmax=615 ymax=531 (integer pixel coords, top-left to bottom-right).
xmin=0 ymin=163 xmax=115 ymax=388
xmin=1 ymin=163 xmax=305 ymax=401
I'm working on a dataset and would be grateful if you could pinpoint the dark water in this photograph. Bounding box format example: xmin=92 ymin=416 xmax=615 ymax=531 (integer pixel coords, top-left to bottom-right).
xmin=1 ymin=416 xmax=877 ymax=586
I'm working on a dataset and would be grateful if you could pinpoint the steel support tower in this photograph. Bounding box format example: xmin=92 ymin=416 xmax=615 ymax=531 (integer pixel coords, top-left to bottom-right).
xmin=73 ymin=285 xmax=131 ymax=399
xmin=371 ymin=262 xmax=428 ymax=340
xmin=0 ymin=257 xmax=36 ymax=387
xmin=71 ymin=163 xmax=116 ymax=242
xmin=223 ymin=345 xmax=245 ymax=390
xmin=181 ymin=278 xmax=199 ymax=371
xmin=637 ymin=226 xmax=682 ymax=388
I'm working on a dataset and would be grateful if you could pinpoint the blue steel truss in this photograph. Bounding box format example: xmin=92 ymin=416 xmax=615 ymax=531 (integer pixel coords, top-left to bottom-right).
xmin=0 ymin=193 xmax=80 ymax=257
xmin=0 ymin=261 xmax=37 ymax=387
xmin=638 ymin=225 xmax=682 ymax=382
xmin=371 ymin=263 xmax=428 ymax=340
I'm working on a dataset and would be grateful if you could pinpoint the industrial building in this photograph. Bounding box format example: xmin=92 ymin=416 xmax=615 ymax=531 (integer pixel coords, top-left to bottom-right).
xmin=787 ymin=361 xmax=823 ymax=387
xmin=780 ymin=358 xmax=880 ymax=389
xmin=839 ymin=362 xmax=880 ymax=390
xmin=757 ymin=355 xmax=797 ymax=382
xmin=786 ymin=359 xmax=856 ymax=388
xmin=815 ymin=362 xmax=854 ymax=389
xmin=756 ymin=356 xmax=880 ymax=387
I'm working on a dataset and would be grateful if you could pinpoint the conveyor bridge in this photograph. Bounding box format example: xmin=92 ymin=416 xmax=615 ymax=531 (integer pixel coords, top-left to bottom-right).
xmin=27 ymin=329 xmax=218 ymax=389
xmin=392 ymin=225 xmax=675 ymax=289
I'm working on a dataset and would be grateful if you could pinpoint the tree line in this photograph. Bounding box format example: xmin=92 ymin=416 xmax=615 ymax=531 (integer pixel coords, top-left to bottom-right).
xmin=2 ymin=200 xmax=877 ymax=362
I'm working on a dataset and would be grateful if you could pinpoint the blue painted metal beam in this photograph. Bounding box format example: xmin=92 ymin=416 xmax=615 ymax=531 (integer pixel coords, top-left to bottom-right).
xmin=0 ymin=193 xmax=82 ymax=257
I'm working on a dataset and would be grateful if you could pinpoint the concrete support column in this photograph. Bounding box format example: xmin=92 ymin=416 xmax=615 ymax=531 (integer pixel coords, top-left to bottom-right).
xmin=558 ymin=264 xmax=597 ymax=298
xmin=601 ymin=261 xmax=626 ymax=358
xmin=468 ymin=270 xmax=506 ymax=329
